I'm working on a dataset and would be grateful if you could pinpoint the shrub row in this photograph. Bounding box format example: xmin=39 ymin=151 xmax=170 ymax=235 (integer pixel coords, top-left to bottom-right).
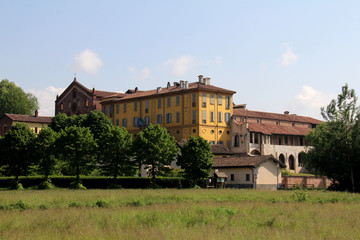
xmin=0 ymin=176 xmax=192 ymax=189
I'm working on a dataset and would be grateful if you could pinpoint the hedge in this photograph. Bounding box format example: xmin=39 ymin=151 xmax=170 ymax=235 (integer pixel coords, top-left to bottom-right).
xmin=0 ymin=176 xmax=192 ymax=189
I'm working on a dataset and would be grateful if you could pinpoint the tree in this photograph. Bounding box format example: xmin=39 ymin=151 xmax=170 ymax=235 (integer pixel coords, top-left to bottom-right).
xmin=0 ymin=79 xmax=39 ymax=117
xmin=49 ymin=113 xmax=75 ymax=132
xmin=56 ymin=126 xmax=97 ymax=186
xmin=33 ymin=128 xmax=59 ymax=180
xmin=97 ymin=127 xmax=135 ymax=183
xmin=305 ymin=84 xmax=360 ymax=192
xmin=133 ymin=125 xmax=178 ymax=182
xmin=82 ymin=111 xmax=113 ymax=140
xmin=0 ymin=123 xmax=36 ymax=188
xmin=177 ymin=136 xmax=213 ymax=187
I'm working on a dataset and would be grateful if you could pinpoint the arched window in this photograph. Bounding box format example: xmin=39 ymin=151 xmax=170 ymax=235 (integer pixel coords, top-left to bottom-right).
xmin=60 ymin=103 xmax=63 ymax=111
xmin=279 ymin=154 xmax=285 ymax=164
xmin=234 ymin=135 xmax=240 ymax=147
xmin=289 ymin=155 xmax=295 ymax=170
xmin=250 ymin=149 xmax=260 ymax=155
xmin=298 ymin=152 xmax=304 ymax=167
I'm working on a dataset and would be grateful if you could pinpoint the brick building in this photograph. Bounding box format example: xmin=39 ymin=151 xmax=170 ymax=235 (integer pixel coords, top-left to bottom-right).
xmin=55 ymin=77 xmax=121 ymax=116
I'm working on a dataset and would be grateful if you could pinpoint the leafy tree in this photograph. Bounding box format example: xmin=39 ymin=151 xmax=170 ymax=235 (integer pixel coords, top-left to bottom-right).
xmin=56 ymin=126 xmax=97 ymax=185
xmin=97 ymin=127 xmax=135 ymax=182
xmin=133 ymin=124 xmax=178 ymax=182
xmin=33 ymin=128 xmax=59 ymax=180
xmin=0 ymin=79 xmax=39 ymax=117
xmin=49 ymin=113 xmax=75 ymax=132
xmin=0 ymin=123 xmax=36 ymax=187
xmin=305 ymin=84 xmax=360 ymax=192
xmin=177 ymin=136 xmax=213 ymax=187
xmin=82 ymin=111 xmax=113 ymax=140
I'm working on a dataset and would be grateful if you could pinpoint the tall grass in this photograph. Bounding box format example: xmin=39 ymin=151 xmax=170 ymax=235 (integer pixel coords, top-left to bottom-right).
xmin=0 ymin=189 xmax=359 ymax=239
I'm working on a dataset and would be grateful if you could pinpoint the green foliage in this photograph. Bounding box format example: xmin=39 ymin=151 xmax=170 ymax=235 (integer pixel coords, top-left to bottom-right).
xmin=177 ymin=136 xmax=213 ymax=187
xmin=56 ymin=126 xmax=97 ymax=182
xmin=0 ymin=79 xmax=39 ymax=117
xmin=69 ymin=181 xmax=87 ymax=190
xmin=306 ymin=84 xmax=360 ymax=192
xmin=95 ymin=200 xmax=109 ymax=208
xmin=33 ymin=128 xmax=60 ymax=179
xmin=107 ymin=183 xmax=122 ymax=189
xmin=9 ymin=181 xmax=24 ymax=190
xmin=0 ymin=123 xmax=36 ymax=182
xmin=97 ymin=127 xmax=135 ymax=180
xmin=81 ymin=111 xmax=113 ymax=140
xmin=281 ymin=168 xmax=291 ymax=176
xmin=36 ymin=179 xmax=54 ymax=190
xmin=294 ymin=189 xmax=309 ymax=202
xmin=49 ymin=113 xmax=75 ymax=132
xmin=133 ymin=125 xmax=178 ymax=181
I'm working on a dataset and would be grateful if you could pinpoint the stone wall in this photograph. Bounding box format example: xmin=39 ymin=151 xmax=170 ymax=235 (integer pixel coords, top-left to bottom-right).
xmin=282 ymin=175 xmax=332 ymax=189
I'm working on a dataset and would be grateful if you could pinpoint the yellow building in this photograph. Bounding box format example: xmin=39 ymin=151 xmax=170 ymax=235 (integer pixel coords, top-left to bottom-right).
xmin=101 ymin=75 xmax=236 ymax=147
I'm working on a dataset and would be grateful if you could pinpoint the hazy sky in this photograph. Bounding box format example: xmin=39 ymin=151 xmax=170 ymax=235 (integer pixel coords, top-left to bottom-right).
xmin=1 ymin=1 xmax=360 ymax=118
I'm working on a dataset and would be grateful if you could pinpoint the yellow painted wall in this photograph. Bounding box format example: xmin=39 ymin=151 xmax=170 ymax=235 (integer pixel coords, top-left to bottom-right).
xmin=102 ymin=89 xmax=233 ymax=144
xmin=12 ymin=121 xmax=49 ymax=134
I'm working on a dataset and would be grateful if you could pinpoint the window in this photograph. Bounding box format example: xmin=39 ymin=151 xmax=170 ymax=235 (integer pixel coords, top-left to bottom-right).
xmin=145 ymin=100 xmax=149 ymax=113
xmin=134 ymin=102 xmax=138 ymax=111
xmin=166 ymin=113 xmax=172 ymax=123
xmin=219 ymin=112 xmax=223 ymax=122
xmin=226 ymin=96 xmax=231 ymax=109
xmin=109 ymin=105 xmax=114 ymax=117
xmin=167 ymin=97 xmax=171 ymax=107
xmin=158 ymin=98 xmax=161 ymax=108
xmin=115 ymin=119 xmax=119 ymax=126
xmin=225 ymin=112 xmax=231 ymax=125
xmin=176 ymin=96 xmax=180 ymax=106
xmin=210 ymin=94 xmax=214 ymax=104
xmin=122 ymin=118 xmax=127 ymax=127
xmin=254 ymin=134 xmax=259 ymax=144
xmin=157 ymin=114 xmax=162 ymax=124
xmin=218 ymin=95 xmax=222 ymax=105
xmin=210 ymin=141 xmax=215 ymax=144
xmin=176 ymin=112 xmax=180 ymax=123
xmin=246 ymin=174 xmax=250 ymax=182
xmin=300 ymin=137 xmax=304 ymax=146
xmin=211 ymin=112 xmax=214 ymax=122
xmin=192 ymin=110 xmax=196 ymax=124
xmin=144 ymin=116 xmax=150 ymax=126
xmin=192 ymin=93 xmax=196 ymax=107
xmin=202 ymin=93 xmax=206 ymax=107
xmin=285 ymin=136 xmax=288 ymax=145
xmin=234 ymin=135 xmax=240 ymax=147
xmin=116 ymin=104 xmax=119 ymax=114
xmin=230 ymin=174 xmax=234 ymax=181
xmin=133 ymin=117 xmax=138 ymax=127
xmin=85 ymin=100 xmax=89 ymax=107
xmin=73 ymin=90 xmax=77 ymax=99
xmin=202 ymin=110 xmax=206 ymax=123
xmin=103 ymin=106 xmax=107 ymax=114
xmin=227 ymin=141 xmax=230 ymax=149
xmin=35 ymin=127 xmax=38 ymax=134
xmin=123 ymin=104 xmax=127 ymax=113
xmin=217 ymin=141 xmax=224 ymax=145
xmin=278 ymin=136 xmax=282 ymax=145
xmin=60 ymin=103 xmax=63 ymax=110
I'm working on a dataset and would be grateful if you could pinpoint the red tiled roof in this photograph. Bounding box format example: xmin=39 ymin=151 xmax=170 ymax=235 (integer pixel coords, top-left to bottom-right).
xmin=94 ymin=90 xmax=123 ymax=98
xmin=4 ymin=114 xmax=52 ymax=124
xmin=233 ymin=109 xmax=321 ymax=125
xmin=101 ymin=82 xmax=236 ymax=103
xmin=248 ymin=123 xmax=312 ymax=136
xmin=213 ymin=155 xmax=286 ymax=168
xmin=211 ymin=144 xmax=234 ymax=155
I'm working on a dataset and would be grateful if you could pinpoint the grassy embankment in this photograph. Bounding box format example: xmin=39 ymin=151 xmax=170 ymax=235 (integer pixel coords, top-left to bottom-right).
xmin=0 ymin=189 xmax=359 ymax=239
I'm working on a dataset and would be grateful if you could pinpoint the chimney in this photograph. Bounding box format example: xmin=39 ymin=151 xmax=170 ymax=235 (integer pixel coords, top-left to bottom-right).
xmin=157 ymin=87 xmax=162 ymax=93
xmin=74 ymin=77 xmax=77 ymax=82
xmin=185 ymin=81 xmax=189 ymax=89
xmin=284 ymin=111 xmax=289 ymax=115
xmin=135 ymin=87 xmax=138 ymax=92
xmin=167 ymin=82 xmax=171 ymax=89
xmin=204 ymin=77 xmax=211 ymax=85
xmin=35 ymin=110 xmax=38 ymax=117
xmin=198 ymin=75 xmax=203 ymax=83
xmin=180 ymin=80 xmax=185 ymax=89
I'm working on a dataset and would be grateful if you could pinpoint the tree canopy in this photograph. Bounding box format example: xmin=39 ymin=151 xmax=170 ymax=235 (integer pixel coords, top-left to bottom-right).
xmin=306 ymin=84 xmax=360 ymax=192
xmin=177 ymin=136 xmax=213 ymax=187
xmin=133 ymin=124 xmax=178 ymax=181
xmin=0 ymin=79 xmax=39 ymax=117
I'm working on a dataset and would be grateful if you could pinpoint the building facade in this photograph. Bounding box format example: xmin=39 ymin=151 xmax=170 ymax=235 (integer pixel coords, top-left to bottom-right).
xmin=55 ymin=77 xmax=120 ymax=116
xmin=0 ymin=111 xmax=52 ymax=136
xmin=230 ymin=105 xmax=321 ymax=173
xmin=101 ymin=75 xmax=235 ymax=146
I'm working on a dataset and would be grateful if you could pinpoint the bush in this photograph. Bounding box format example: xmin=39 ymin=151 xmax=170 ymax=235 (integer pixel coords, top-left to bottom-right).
xmin=69 ymin=181 xmax=87 ymax=190
xmin=95 ymin=200 xmax=109 ymax=208
xmin=37 ymin=179 xmax=54 ymax=190
xmin=107 ymin=183 xmax=122 ymax=189
xmin=9 ymin=181 xmax=23 ymax=190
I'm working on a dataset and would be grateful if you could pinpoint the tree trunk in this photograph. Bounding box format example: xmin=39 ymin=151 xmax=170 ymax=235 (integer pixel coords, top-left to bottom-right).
xmin=76 ymin=164 xmax=80 ymax=183
xmin=351 ymin=167 xmax=355 ymax=192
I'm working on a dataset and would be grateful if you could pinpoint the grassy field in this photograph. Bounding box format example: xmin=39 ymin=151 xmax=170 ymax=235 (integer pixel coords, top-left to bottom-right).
xmin=0 ymin=189 xmax=360 ymax=240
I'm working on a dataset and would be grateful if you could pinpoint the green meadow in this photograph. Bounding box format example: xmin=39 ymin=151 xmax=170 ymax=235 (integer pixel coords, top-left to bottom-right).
xmin=0 ymin=189 xmax=359 ymax=240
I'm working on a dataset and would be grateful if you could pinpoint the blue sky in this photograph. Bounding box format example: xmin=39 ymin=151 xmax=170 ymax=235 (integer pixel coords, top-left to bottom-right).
xmin=1 ymin=1 xmax=360 ymax=118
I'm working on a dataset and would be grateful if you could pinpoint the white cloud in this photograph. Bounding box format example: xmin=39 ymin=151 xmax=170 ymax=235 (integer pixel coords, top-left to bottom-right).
xmin=73 ymin=49 xmax=103 ymax=74
xmin=139 ymin=67 xmax=151 ymax=80
xmin=281 ymin=43 xmax=298 ymax=66
xmin=128 ymin=67 xmax=136 ymax=72
xmin=288 ymin=85 xmax=335 ymax=119
xmin=28 ymin=86 xmax=66 ymax=116
xmin=164 ymin=55 xmax=195 ymax=75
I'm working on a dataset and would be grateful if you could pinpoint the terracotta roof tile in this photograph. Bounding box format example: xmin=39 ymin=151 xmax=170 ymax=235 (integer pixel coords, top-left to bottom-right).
xmin=211 ymin=144 xmax=234 ymax=155
xmin=101 ymin=82 xmax=236 ymax=103
xmin=233 ymin=109 xmax=321 ymax=125
xmin=248 ymin=123 xmax=312 ymax=136
xmin=213 ymin=155 xmax=286 ymax=168
xmin=5 ymin=114 xmax=52 ymax=124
